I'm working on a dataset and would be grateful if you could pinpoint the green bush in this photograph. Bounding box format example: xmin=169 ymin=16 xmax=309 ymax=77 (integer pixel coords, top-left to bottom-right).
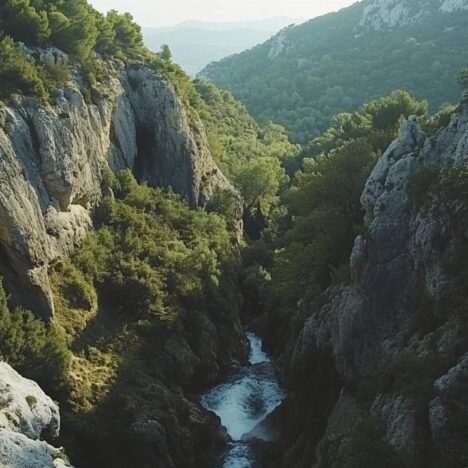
xmin=0 ymin=278 xmax=70 ymax=394
xmin=268 ymin=92 xmax=428 ymax=307
xmin=408 ymin=162 xmax=468 ymax=209
xmin=53 ymin=259 xmax=97 ymax=310
xmin=0 ymin=37 xmax=47 ymax=100
xmin=65 ymin=171 xmax=235 ymax=319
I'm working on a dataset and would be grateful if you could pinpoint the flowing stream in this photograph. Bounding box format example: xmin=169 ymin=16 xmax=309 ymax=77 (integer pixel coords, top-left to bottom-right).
xmin=201 ymin=332 xmax=283 ymax=467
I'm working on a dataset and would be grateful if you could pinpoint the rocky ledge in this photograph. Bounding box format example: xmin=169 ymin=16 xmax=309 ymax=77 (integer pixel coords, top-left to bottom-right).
xmin=0 ymin=362 xmax=72 ymax=468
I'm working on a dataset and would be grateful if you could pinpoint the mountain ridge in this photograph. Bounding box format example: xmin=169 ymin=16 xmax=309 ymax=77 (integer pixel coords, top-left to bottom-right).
xmin=201 ymin=0 xmax=468 ymax=142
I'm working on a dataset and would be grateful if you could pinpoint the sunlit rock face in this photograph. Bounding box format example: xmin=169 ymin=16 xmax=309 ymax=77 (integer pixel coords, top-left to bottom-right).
xmin=0 ymin=362 xmax=73 ymax=468
xmin=0 ymin=49 xmax=234 ymax=320
xmin=357 ymin=0 xmax=468 ymax=30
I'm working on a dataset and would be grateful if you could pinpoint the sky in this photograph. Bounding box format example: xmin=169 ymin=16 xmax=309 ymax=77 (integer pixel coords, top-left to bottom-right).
xmin=88 ymin=0 xmax=358 ymax=28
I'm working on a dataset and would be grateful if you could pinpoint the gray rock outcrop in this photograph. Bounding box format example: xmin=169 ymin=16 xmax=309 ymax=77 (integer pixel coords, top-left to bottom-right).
xmin=0 ymin=362 xmax=72 ymax=468
xmin=358 ymin=0 xmax=468 ymax=31
xmin=269 ymin=99 xmax=468 ymax=467
xmin=0 ymin=53 xmax=233 ymax=319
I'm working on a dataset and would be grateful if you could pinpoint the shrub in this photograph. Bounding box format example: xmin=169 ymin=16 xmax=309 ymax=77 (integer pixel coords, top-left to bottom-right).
xmin=25 ymin=395 xmax=37 ymax=409
xmin=0 ymin=278 xmax=70 ymax=394
xmin=408 ymin=162 xmax=468 ymax=209
xmin=0 ymin=37 xmax=47 ymax=100
xmin=53 ymin=260 xmax=97 ymax=310
xmin=60 ymin=171 xmax=234 ymax=320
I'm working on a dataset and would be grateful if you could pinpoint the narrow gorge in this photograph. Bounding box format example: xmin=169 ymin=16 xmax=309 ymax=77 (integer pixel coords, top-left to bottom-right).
xmin=1 ymin=1 xmax=468 ymax=468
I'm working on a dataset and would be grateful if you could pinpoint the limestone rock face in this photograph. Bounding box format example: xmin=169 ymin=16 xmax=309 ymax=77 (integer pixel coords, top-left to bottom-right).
xmin=267 ymin=100 xmax=468 ymax=467
xmin=0 ymin=54 xmax=233 ymax=319
xmin=0 ymin=362 xmax=72 ymax=468
xmin=357 ymin=0 xmax=468 ymax=30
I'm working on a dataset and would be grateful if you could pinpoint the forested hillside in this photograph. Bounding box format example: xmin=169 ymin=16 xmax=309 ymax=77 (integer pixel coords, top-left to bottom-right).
xmin=201 ymin=0 xmax=468 ymax=142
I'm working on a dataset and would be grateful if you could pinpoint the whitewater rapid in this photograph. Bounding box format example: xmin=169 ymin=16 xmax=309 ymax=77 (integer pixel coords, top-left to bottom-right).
xmin=201 ymin=332 xmax=283 ymax=467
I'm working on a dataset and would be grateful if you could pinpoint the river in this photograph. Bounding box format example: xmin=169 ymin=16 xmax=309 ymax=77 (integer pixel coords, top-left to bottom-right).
xmin=201 ymin=332 xmax=283 ymax=467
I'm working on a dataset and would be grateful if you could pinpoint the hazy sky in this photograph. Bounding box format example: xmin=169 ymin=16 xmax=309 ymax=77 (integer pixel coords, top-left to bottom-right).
xmin=88 ymin=0 xmax=358 ymax=27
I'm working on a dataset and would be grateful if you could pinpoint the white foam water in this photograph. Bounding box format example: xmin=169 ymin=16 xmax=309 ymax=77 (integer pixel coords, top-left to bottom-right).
xmin=201 ymin=333 xmax=283 ymax=467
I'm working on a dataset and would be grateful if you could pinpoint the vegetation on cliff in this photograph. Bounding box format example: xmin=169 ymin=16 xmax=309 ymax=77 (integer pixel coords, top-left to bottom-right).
xmin=45 ymin=170 xmax=243 ymax=466
xmin=251 ymin=91 xmax=428 ymax=310
xmin=0 ymin=279 xmax=70 ymax=395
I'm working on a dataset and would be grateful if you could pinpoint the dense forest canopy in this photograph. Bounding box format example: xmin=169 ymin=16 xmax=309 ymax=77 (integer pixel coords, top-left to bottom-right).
xmin=0 ymin=0 xmax=145 ymax=60
xmin=243 ymin=90 xmax=431 ymax=314
xmin=201 ymin=1 xmax=468 ymax=143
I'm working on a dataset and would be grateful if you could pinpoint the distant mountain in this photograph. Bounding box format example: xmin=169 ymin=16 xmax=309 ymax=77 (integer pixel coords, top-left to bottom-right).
xmin=154 ymin=17 xmax=300 ymax=33
xmin=201 ymin=0 xmax=468 ymax=142
xmin=143 ymin=17 xmax=300 ymax=75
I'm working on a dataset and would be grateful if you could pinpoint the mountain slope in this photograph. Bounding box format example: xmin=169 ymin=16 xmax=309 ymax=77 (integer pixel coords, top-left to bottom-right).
xmin=201 ymin=0 xmax=468 ymax=142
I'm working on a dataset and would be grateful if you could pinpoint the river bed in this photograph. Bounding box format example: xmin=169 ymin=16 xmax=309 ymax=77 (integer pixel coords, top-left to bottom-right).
xmin=201 ymin=332 xmax=283 ymax=467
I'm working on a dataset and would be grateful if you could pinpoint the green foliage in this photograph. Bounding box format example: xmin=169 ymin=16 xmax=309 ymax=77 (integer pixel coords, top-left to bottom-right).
xmin=194 ymin=80 xmax=300 ymax=175
xmin=0 ymin=0 xmax=148 ymax=60
xmin=54 ymin=259 xmax=97 ymax=311
xmin=0 ymin=278 xmax=70 ymax=394
xmin=307 ymin=91 xmax=428 ymax=156
xmin=42 ymin=62 xmax=72 ymax=85
xmin=269 ymin=92 xmax=427 ymax=304
xmin=106 ymin=10 xmax=146 ymax=59
xmin=338 ymin=416 xmax=403 ymax=468
xmin=0 ymin=0 xmax=156 ymax=101
xmin=63 ymin=171 xmax=235 ymax=319
xmin=272 ymin=140 xmax=375 ymax=300
xmin=51 ymin=0 xmax=97 ymax=60
xmin=234 ymin=157 xmax=288 ymax=212
xmin=206 ymin=188 xmax=240 ymax=231
xmin=203 ymin=3 xmax=468 ymax=143
xmin=193 ymin=79 xmax=299 ymax=219
xmin=159 ymin=44 xmax=172 ymax=62
xmin=25 ymin=395 xmax=37 ymax=409
xmin=408 ymin=162 xmax=468 ymax=209
xmin=0 ymin=0 xmax=51 ymax=45
xmin=49 ymin=171 xmax=242 ymax=466
xmin=0 ymin=37 xmax=48 ymax=100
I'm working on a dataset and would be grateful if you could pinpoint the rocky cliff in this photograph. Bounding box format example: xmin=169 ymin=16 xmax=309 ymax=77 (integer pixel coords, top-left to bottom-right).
xmin=358 ymin=0 xmax=468 ymax=31
xmin=0 ymin=362 xmax=72 ymax=468
xmin=0 ymin=51 xmax=231 ymax=320
xmin=265 ymin=97 xmax=468 ymax=467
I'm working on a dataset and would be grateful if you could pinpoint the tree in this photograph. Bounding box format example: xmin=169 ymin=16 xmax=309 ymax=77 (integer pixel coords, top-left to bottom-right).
xmin=270 ymin=92 xmax=428 ymax=304
xmin=107 ymin=11 xmax=145 ymax=58
xmin=234 ymin=157 xmax=288 ymax=213
xmin=0 ymin=0 xmax=51 ymax=45
xmin=160 ymin=44 xmax=172 ymax=62
xmin=52 ymin=0 xmax=98 ymax=60
xmin=0 ymin=36 xmax=48 ymax=99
